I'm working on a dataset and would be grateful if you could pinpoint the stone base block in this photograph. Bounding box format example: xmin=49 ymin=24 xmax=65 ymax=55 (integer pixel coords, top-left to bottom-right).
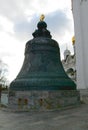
xmin=8 ymin=90 xmax=80 ymax=111
xmin=79 ymin=89 xmax=88 ymax=104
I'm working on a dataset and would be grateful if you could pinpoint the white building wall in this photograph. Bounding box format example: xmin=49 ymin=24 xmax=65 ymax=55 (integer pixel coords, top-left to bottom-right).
xmin=72 ymin=0 xmax=88 ymax=89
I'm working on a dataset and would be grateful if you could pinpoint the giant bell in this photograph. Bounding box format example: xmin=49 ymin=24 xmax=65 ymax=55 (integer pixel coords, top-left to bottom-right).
xmin=10 ymin=17 xmax=76 ymax=91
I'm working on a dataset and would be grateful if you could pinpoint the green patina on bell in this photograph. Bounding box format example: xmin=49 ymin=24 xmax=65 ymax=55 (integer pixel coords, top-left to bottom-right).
xmin=10 ymin=15 xmax=76 ymax=91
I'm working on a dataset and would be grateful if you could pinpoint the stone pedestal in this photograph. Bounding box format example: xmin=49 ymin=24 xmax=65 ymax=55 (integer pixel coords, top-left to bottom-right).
xmin=8 ymin=90 xmax=80 ymax=111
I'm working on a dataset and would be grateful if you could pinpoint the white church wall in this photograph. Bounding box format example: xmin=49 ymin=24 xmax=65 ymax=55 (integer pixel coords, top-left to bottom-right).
xmin=72 ymin=0 xmax=88 ymax=89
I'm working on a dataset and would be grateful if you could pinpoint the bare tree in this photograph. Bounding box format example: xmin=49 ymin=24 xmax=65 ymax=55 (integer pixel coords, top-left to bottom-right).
xmin=0 ymin=59 xmax=8 ymax=87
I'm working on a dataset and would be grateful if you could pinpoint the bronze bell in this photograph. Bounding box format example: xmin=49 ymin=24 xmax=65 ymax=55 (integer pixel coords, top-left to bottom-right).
xmin=9 ymin=16 xmax=76 ymax=91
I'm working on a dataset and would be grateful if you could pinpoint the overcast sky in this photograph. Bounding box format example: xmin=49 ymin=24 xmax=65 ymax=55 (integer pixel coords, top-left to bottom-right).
xmin=0 ymin=0 xmax=74 ymax=82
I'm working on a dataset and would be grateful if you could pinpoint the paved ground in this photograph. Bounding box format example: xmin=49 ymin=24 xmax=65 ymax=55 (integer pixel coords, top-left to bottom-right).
xmin=0 ymin=104 xmax=88 ymax=130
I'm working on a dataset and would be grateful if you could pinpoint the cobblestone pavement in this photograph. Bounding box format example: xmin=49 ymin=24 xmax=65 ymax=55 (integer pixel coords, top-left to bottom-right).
xmin=0 ymin=104 xmax=88 ymax=130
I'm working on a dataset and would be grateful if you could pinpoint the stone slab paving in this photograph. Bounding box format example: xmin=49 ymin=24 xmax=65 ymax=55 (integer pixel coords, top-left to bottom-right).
xmin=0 ymin=104 xmax=88 ymax=130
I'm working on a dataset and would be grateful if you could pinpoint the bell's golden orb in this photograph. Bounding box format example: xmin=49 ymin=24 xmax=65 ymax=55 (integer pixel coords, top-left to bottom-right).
xmin=72 ymin=36 xmax=75 ymax=45
xmin=40 ymin=14 xmax=45 ymax=21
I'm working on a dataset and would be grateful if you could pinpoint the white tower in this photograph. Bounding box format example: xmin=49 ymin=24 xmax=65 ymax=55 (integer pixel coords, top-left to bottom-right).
xmin=64 ymin=49 xmax=71 ymax=60
xmin=72 ymin=0 xmax=88 ymax=89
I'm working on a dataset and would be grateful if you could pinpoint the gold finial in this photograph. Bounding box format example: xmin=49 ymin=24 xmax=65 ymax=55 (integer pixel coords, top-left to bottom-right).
xmin=40 ymin=14 xmax=45 ymax=21
xmin=72 ymin=36 xmax=75 ymax=45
